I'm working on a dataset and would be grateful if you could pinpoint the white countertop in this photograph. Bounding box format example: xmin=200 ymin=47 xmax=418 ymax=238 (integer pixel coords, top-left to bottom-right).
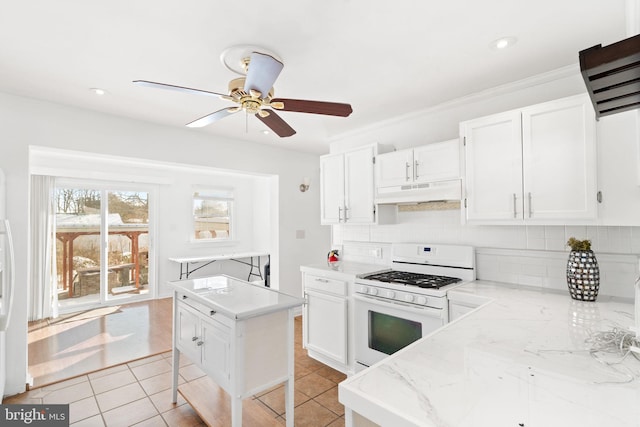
xmin=300 ymin=261 xmax=386 ymax=278
xmin=169 ymin=274 xmax=303 ymax=320
xmin=339 ymin=281 xmax=640 ymax=427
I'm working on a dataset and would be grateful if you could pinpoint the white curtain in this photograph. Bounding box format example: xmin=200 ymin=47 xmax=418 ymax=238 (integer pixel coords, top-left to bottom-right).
xmin=29 ymin=175 xmax=57 ymax=321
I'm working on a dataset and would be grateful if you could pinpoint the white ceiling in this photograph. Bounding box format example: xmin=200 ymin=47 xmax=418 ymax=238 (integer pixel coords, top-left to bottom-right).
xmin=0 ymin=1 xmax=630 ymax=154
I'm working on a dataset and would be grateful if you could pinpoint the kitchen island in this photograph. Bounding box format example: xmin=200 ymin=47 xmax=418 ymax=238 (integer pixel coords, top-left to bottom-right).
xmin=169 ymin=275 xmax=304 ymax=427
xmin=339 ymin=281 xmax=640 ymax=427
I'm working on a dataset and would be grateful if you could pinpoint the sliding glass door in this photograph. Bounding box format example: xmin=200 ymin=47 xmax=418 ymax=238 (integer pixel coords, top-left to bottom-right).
xmin=54 ymin=181 xmax=154 ymax=312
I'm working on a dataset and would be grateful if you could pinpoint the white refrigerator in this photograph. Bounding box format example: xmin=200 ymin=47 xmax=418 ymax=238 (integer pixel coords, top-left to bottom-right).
xmin=0 ymin=169 xmax=15 ymax=400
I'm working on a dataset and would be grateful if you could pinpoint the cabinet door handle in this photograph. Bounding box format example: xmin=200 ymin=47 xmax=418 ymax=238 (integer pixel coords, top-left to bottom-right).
xmin=182 ymin=295 xmax=188 ymax=300
xmin=338 ymin=206 xmax=342 ymax=222
xmin=192 ymin=336 xmax=198 ymax=341
xmin=315 ymin=278 xmax=329 ymax=283
xmin=344 ymin=206 xmax=349 ymax=221
xmin=196 ymin=340 xmax=204 ymax=346
xmin=414 ymin=160 xmax=419 ymax=180
xmin=209 ymin=310 xmax=216 ymax=316
xmin=528 ymin=192 xmax=532 ymax=218
xmin=513 ymin=193 xmax=517 ymax=218
xmin=405 ymin=162 xmax=411 ymax=181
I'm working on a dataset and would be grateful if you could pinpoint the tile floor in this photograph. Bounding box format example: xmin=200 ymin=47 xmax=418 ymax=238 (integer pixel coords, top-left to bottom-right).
xmin=4 ymin=316 xmax=347 ymax=426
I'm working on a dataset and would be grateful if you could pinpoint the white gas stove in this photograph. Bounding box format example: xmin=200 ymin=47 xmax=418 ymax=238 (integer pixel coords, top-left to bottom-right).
xmin=356 ymin=243 xmax=476 ymax=304
xmin=354 ymin=243 xmax=475 ymax=369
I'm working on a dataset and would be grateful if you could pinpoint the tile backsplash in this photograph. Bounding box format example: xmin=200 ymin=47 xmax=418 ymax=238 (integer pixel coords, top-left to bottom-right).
xmin=334 ymin=209 xmax=640 ymax=299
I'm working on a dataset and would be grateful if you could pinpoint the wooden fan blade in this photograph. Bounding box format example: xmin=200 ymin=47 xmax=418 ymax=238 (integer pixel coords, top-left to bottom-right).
xmin=271 ymin=98 xmax=353 ymax=117
xmin=186 ymin=107 xmax=238 ymax=128
xmin=243 ymin=52 xmax=283 ymax=98
xmin=133 ymin=80 xmax=226 ymax=97
xmin=255 ymin=110 xmax=296 ymax=137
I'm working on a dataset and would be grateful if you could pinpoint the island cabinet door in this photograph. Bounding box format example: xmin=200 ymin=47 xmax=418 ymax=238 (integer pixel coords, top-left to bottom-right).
xmin=176 ymin=303 xmax=201 ymax=364
xmin=200 ymin=316 xmax=231 ymax=389
xmin=304 ymin=290 xmax=347 ymax=365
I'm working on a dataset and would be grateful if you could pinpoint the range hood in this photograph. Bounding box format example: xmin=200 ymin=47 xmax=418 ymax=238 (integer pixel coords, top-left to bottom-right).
xmin=375 ymin=179 xmax=462 ymax=205
xmin=579 ymin=34 xmax=640 ymax=119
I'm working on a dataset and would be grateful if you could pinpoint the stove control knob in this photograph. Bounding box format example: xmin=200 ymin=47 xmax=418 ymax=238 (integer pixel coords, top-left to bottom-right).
xmin=369 ymin=288 xmax=379 ymax=296
xmin=404 ymin=294 xmax=415 ymax=303
xmin=386 ymin=290 xmax=395 ymax=299
xmin=416 ymin=296 xmax=428 ymax=305
xmin=359 ymin=286 xmax=369 ymax=294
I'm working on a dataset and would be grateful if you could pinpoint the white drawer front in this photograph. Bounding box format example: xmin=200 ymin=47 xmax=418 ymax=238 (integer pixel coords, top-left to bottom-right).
xmin=304 ymin=274 xmax=347 ymax=296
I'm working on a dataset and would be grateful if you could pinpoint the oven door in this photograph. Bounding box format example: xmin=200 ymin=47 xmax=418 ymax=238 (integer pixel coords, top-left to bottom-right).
xmin=354 ymin=293 xmax=446 ymax=370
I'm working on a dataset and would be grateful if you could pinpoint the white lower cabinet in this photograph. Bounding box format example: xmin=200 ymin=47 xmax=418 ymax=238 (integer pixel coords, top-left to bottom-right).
xmin=302 ymin=271 xmax=350 ymax=373
xmin=305 ymin=289 xmax=347 ymax=364
xmin=176 ymin=299 xmax=231 ymax=389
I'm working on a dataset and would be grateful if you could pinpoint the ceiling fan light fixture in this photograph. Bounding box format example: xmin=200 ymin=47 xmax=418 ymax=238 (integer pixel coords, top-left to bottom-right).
xmin=220 ymin=44 xmax=282 ymax=75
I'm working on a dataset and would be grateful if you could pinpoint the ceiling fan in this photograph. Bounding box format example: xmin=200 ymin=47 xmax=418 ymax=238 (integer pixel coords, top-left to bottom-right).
xmin=133 ymin=51 xmax=353 ymax=137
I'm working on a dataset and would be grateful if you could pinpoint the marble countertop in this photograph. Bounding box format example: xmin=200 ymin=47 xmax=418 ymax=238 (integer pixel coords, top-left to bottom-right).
xmin=300 ymin=261 xmax=386 ymax=278
xmin=339 ymin=281 xmax=640 ymax=427
xmin=169 ymin=274 xmax=304 ymax=320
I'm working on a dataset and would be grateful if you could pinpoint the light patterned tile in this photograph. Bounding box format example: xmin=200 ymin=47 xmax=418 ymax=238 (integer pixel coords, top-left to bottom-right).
xmin=139 ymin=371 xmax=184 ymax=396
xmin=130 ymin=359 xmax=172 ymax=381
xmin=177 ymin=364 xmax=206 ymax=382
xmin=88 ymin=364 xmax=128 ymax=381
xmin=69 ymin=396 xmax=100 ymax=424
xmin=256 ymin=384 xmax=311 ymax=415
xmin=161 ymin=403 xmax=205 ymax=426
xmin=281 ymin=399 xmax=339 ymax=427
xmin=96 ymin=383 xmax=146 ymax=413
xmin=295 ymin=373 xmax=336 ymax=399
xmin=132 ymin=414 xmax=168 ymax=427
xmin=70 ymin=414 xmax=105 ymax=427
xmin=127 ymin=354 xmax=165 ymax=368
xmin=90 ymin=369 xmax=137 ymax=395
xmin=42 ymin=381 xmax=94 ymax=404
xmin=313 ymin=386 xmax=344 ymax=416
xmin=149 ymin=388 xmax=187 ymax=414
xmin=101 ymin=397 xmax=159 ymax=427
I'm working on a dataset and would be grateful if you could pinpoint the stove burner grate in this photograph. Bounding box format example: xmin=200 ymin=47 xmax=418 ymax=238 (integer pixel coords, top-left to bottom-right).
xmin=361 ymin=271 xmax=462 ymax=289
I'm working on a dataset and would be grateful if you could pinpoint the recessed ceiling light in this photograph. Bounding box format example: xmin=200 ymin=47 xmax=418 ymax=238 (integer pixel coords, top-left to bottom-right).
xmin=90 ymin=88 xmax=107 ymax=96
xmin=490 ymin=37 xmax=517 ymax=50
xmin=262 ymin=130 xmax=270 ymax=135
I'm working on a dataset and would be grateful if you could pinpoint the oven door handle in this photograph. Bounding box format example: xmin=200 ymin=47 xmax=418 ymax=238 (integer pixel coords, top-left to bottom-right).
xmin=353 ymin=293 xmax=444 ymax=318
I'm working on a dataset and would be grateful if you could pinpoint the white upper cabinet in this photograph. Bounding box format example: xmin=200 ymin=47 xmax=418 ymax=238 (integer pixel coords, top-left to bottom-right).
xmin=596 ymin=110 xmax=640 ymax=225
xmin=521 ymin=96 xmax=597 ymax=220
xmin=462 ymin=111 xmax=523 ymax=221
xmin=376 ymin=149 xmax=414 ymax=188
xmin=320 ymin=145 xmax=376 ymax=225
xmin=343 ymin=147 xmax=376 ymax=223
xmin=376 ymin=140 xmax=460 ymax=189
xmin=413 ymin=140 xmax=461 ymax=184
xmin=320 ymin=154 xmax=345 ymax=224
xmin=461 ymin=94 xmax=597 ymax=224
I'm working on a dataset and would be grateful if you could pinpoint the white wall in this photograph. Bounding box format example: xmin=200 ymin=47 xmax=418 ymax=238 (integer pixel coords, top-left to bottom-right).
xmin=0 ymin=91 xmax=330 ymax=397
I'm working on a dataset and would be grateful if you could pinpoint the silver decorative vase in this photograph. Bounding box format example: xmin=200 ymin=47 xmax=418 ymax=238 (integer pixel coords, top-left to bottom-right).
xmin=566 ymin=250 xmax=599 ymax=301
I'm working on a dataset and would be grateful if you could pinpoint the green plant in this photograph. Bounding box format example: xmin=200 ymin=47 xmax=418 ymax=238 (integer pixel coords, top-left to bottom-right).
xmin=566 ymin=237 xmax=591 ymax=251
